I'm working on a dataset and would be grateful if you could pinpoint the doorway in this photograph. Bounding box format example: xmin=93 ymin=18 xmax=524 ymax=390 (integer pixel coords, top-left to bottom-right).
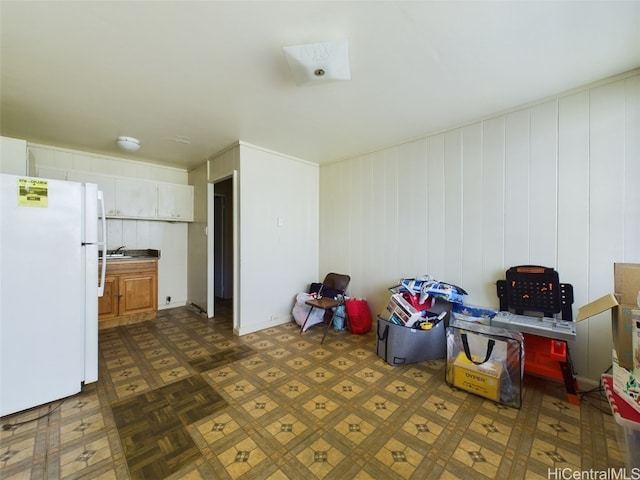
xmin=213 ymin=194 xmax=225 ymax=299
xmin=212 ymin=178 xmax=233 ymax=313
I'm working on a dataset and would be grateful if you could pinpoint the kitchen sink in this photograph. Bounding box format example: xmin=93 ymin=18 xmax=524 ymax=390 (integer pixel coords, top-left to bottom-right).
xmin=104 ymin=254 xmax=133 ymax=259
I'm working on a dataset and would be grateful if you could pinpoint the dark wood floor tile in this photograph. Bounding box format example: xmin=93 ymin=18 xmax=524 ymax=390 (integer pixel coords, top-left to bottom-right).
xmin=110 ymin=372 xmax=230 ymax=479
xmin=188 ymin=345 xmax=256 ymax=373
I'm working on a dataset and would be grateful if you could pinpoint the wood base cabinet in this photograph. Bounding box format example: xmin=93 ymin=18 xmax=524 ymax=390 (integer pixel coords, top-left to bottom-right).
xmin=98 ymin=259 xmax=158 ymax=329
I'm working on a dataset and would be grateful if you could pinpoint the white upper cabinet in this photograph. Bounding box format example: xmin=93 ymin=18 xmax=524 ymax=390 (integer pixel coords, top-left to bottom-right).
xmin=67 ymin=171 xmax=116 ymax=216
xmin=157 ymin=183 xmax=194 ymax=221
xmin=0 ymin=136 xmax=28 ymax=175
xmin=32 ymin=164 xmax=193 ymax=222
xmin=115 ymin=177 xmax=158 ymax=219
xmin=70 ymin=173 xmax=193 ymax=221
xmin=28 ymin=145 xmax=193 ymax=221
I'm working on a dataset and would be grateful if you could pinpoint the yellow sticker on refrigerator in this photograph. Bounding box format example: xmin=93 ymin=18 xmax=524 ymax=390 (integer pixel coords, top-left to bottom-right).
xmin=18 ymin=178 xmax=48 ymax=207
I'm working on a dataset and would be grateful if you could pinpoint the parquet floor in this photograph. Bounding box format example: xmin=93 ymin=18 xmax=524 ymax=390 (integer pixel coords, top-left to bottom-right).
xmin=0 ymin=301 xmax=627 ymax=479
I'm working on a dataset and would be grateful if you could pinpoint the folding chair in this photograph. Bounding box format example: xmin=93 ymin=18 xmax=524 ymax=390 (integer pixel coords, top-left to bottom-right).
xmin=300 ymin=273 xmax=350 ymax=344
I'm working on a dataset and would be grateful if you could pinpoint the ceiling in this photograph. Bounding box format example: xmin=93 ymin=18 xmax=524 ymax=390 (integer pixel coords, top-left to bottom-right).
xmin=1 ymin=1 xmax=639 ymax=170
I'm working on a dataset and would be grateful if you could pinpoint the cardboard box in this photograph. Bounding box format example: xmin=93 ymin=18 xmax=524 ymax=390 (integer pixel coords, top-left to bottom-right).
xmin=602 ymin=374 xmax=640 ymax=470
xmin=614 ymin=263 xmax=640 ymax=305
xmin=612 ymin=349 xmax=640 ymax=415
xmin=452 ymin=352 xmax=504 ymax=402
xmin=576 ymin=294 xmax=634 ymax=370
xmin=385 ymin=293 xmax=423 ymax=327
xmin=376 ymin=316 xmax=446 ymax=365
xmin=619 ymin=306 xmax=638 ymax=370
xmin=613 ymin=263 xmax=640 ymax=370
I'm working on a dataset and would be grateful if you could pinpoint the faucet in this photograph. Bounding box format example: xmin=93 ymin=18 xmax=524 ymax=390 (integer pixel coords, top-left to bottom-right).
xmin=109 ymin=245 xmax=126 ymax=255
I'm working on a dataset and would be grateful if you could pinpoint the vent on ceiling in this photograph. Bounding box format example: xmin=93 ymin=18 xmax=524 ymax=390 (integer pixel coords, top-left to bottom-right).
xmin=282 ymin=39 xmax=351 ymax=86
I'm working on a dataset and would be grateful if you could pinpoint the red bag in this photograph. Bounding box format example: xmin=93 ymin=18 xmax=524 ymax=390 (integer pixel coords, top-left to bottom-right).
xmin=402 ymin=293 xmax=433 ymax=312
xmin=345 ymin=298 xmax=372 ymax=334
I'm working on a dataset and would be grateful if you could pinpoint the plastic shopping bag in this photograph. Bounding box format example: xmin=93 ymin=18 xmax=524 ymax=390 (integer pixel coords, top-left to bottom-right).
xmin=292 ymin=293 xmax=324 ymax=332
xmin=446 ymin=319 xmax=524 ymax=408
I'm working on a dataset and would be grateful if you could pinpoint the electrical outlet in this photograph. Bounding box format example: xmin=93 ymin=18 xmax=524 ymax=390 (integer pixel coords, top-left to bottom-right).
xmin=166 ymin=296 xmax=171 ymax=304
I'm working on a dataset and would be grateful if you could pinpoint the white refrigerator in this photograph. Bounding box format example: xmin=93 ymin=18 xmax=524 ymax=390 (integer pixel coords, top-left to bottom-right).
xmin=0 ymin=173 xmax=107 ymax=417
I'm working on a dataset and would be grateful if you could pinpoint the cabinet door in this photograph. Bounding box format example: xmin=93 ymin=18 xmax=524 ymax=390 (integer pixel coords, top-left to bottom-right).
xmin=67 ymin=171 xmax=116 ymax=216
xmin=98 ymin=275 xmax=119 ymax=320
xmin=173 ymin=184 xmax=194 ymax=221
xmin=119 ymin=273 xmax=158 ymax=316
xmin=157 ymin=183 xmax=194 ymax=221
xmin=115 ymin=178 xmax=158 ymax=218
xmin=0 ymin=136 xmax=28 ymax=175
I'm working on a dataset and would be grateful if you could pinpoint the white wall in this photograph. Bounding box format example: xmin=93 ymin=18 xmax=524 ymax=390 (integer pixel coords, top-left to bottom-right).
xmin=28 ymin=144 xmax=191 ymax=310
xmin=319 ymin=72 xmax=640 ymax=383
xmin=187 ymin=162 xmax=209 ymax=311
xmin=207 ymin=142 xmax=319 ymax=335
xmin=238 ymin=144 xmax=319 ymax=334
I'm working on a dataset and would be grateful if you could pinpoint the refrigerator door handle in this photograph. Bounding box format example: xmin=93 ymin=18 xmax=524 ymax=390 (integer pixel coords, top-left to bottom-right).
xmin=97 ymin=190 xmax=107 ymax=297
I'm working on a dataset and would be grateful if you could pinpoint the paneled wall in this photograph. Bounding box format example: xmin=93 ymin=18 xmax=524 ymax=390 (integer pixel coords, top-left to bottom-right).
xmin=28 ymin=144 xmax=188 ymax=183
xmin=319 ymin=72 xmax=640 ymax=382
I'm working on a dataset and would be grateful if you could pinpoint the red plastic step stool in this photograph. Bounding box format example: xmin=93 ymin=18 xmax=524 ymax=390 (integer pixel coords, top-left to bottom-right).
xmin=521 ymin=333 xmax=579 ymax=405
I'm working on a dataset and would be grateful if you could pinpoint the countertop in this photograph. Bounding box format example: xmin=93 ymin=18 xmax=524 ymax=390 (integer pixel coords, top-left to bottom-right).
xmin=99 ymin=249 xmax=161 ymax=262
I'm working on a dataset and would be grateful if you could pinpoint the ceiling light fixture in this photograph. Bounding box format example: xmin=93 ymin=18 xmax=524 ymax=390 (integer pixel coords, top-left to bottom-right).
xmin=283 ymin=39 xmax=351 ymax=86
xmin=116 ymin=136 xmax=141 ymax=152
